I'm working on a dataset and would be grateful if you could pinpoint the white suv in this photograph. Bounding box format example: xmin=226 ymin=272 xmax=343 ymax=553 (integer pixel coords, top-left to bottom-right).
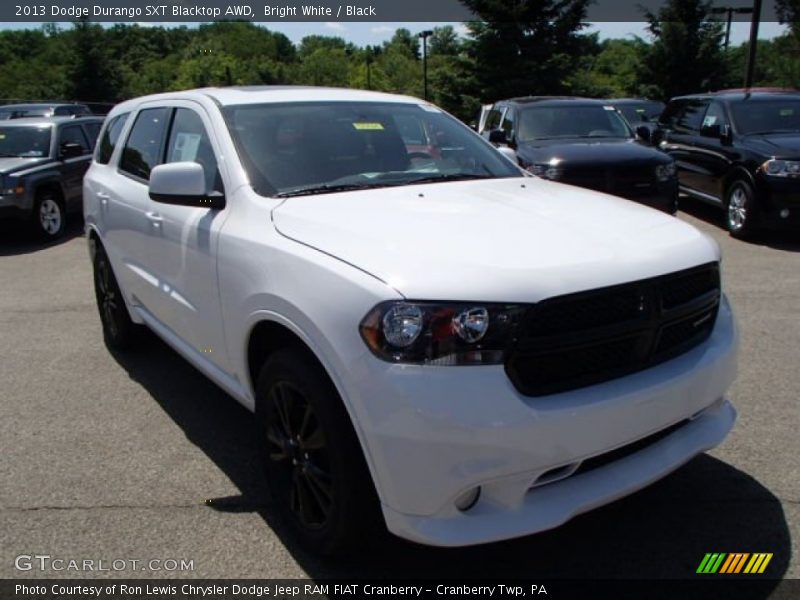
xmin=84 ymin=87 xmax=738 ymax=554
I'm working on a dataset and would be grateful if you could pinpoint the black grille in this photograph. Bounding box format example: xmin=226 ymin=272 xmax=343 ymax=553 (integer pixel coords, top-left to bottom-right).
xmin=506 ymin=263 xmax=720 ymax=396
xmin=572 ymin=419 xmax=691 ymax=477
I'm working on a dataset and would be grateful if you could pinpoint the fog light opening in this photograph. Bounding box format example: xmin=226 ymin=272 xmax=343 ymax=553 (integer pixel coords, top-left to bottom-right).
xmin=454 ymin=486 xmax=481 ymax=512
xmin=780 ymin=209 xmax=790 ymax=219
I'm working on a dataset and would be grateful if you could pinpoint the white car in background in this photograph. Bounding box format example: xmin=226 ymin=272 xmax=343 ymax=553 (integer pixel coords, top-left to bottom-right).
xmin=84 ymin=86 xmax=738 ymax=554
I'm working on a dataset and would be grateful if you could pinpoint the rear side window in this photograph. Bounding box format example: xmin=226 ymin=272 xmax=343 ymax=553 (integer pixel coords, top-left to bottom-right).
xmin=485 ymin=108 xmax=504 ymax=131
xmin=96 ymin=114 xmax=129 ymax=164
xmin=119 ymin=108 xmax=170 ymax=180
xmin=659 ymin=100 xmax=685 ymax=129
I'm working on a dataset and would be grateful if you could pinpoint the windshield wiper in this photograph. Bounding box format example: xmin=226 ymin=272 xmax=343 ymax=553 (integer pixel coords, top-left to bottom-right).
xmin=274 ymin=182 xmax=395 ymax=198
xmin=403 ymin=173 xmax=497 ymax=185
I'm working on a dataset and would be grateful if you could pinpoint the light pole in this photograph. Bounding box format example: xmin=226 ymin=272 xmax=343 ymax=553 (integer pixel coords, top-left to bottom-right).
xmin=744 ymin=0 xmax=763 ymax=89
xmin=710 ymin=5 xmax=754 ymax=50
xmin=418 ymin=30 xmax=433 ymax=101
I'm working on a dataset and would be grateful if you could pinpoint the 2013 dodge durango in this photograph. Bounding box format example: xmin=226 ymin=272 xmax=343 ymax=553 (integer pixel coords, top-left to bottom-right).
xmin=84 ymin=86 xmax=738 ymax=554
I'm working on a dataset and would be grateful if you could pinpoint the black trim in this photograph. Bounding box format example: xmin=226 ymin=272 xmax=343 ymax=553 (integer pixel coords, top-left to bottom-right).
xmin=149 ymin=191 xmax=225 ymax=210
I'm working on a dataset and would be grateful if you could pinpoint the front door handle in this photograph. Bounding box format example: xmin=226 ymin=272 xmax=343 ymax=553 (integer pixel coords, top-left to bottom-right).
xmin=96 ymin=191 xmax=110 ymax=205
xmin=145 ymin=211 xmax=164 ymax=227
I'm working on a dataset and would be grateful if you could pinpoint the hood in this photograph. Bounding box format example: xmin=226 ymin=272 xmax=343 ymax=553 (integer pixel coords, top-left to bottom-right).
xmin=0 ymin=156 xmax=51 ymax=175
xmin=517 ymin=138 xmax=670 ymax=167
xmin=272 ymin=178 xmax=719 ymax=302
xmin=740 ymin=133 xmax=800 ymax=158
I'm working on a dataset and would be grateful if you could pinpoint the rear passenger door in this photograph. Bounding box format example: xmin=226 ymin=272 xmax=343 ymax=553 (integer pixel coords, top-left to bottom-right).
xmin=56 ymin=124 xmax=92 ymax=208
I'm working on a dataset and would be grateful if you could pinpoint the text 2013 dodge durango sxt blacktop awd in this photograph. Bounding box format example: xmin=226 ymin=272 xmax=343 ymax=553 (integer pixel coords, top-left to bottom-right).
xmin=84 ymin=87 xmax=738 ymax=554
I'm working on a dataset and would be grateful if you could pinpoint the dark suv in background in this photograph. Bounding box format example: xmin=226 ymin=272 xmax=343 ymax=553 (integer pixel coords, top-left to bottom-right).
xmin=0 ymin=103 xmax=92 ymax=120
xmin=657 ymin=89 xmax=800 ymax=237
xmin=480 ymin=97 xmax=678 ymax=213
xmin=0 ymin=116 xmax=103 ymax=239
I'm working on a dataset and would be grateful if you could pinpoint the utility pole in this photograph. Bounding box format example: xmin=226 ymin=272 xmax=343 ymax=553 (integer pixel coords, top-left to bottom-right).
xmin=744 ymin=0 xmax=763 ymax=89
xmin=418 ymin=30 xmax=433 ymax=101
xmin=710 ymin=5 xmax=754 ymax=51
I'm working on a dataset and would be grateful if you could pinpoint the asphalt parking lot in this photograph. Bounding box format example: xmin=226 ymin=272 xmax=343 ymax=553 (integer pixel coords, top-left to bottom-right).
xmin=1 ymin=201 xmax=798 ymax=584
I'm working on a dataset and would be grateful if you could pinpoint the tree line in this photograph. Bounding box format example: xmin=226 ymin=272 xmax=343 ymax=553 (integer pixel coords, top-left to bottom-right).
xmin=0 ymin=0 xmax=798 ymax=123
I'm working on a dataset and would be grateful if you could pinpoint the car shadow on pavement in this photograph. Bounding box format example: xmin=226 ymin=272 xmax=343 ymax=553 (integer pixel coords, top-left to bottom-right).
xmin=679 ymin=200 xmax=800 ymax=252
xmin=111 ymin=334 xmax=791 ymax=587
xmin=0 ymin=218 xmax=84 ymax=256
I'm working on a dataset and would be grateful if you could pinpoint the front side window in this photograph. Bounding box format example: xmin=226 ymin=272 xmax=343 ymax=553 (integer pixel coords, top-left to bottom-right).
xmin=484 ymin=108 xmax=504 ymax=131
xmin=58 ymin=125 xmax=90 ymax=154
xmin=730 ymin=99 xmax=800 ymax=135
xmin=0 ymin=126 xmax=51 ymax=157
xmin=223 ymin=101 xmax=521 ymax=197
xmin=517 ymin=105 xmax=631 ymax=142
xmin=119 ymin=108 xmax=169 ymax=180
xmin=96 ymin=114 xmax=129 ymax=165
xmin=164 ymin=108 xmax=222 ymax=193
xmin=675 ymin=99 xmax=709 ymax=133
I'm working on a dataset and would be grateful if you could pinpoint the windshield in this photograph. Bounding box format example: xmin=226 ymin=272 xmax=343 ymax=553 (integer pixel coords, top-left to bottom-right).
xmin=731 ymin=99 xmax=800 ymax=135
xmin=223 ymin=101 xmax=521 ymax=197
xmin=517 ymin=105 xmax=632 ymax=142
xmin=0 ymin=126 xmax=51 ymax=157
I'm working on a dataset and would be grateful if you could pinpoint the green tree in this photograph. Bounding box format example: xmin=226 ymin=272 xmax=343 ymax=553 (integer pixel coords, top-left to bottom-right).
xmin=69 ymin=19 xmax=119 ymax=102
xmin=461 ymin=0 xmax=591 ymax=101
xmin=638 ymin=0 xmax=727 ymax=100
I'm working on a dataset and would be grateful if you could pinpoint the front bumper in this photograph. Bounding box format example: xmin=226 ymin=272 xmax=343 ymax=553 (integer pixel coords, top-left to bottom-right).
xmin=0 ymin=194 xmax=31 ymax=221
xmin=346 ymin=295 xmax=738 ymax=546
xmin=754 ymin=175 xmax=800 ymax=227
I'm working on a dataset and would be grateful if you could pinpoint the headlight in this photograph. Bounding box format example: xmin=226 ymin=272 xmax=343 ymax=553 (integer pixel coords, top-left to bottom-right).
xmin=655 ymin=162 xmax=677 ymax=182
xmin=528 ymin=164 xmax=563 ymax=180
xmin=360 ymin=302 xmax=525 ymax=365
xmin=761 ymin=159 xmax=800 ymax=178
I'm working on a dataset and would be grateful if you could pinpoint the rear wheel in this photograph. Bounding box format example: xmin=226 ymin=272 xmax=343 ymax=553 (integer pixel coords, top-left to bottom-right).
xmin=92 ymin=241 xmax=138 ymax=350
xmin=725 ymin=180 xmax=757 ymax=239
xmin=256 ymin=349 xmax=382 ymax=555
xmin=33 ymin=192 xmax=66 ymax=239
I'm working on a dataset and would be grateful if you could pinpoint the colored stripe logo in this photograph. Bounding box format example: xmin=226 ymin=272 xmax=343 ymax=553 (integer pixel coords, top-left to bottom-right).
xmin=697 ymin=553 xmax=773 ymax=574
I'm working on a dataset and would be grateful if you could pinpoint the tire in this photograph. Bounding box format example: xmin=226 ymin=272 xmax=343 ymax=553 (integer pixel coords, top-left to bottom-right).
xmin=92 ymin=241 xmax=138 ymax=351
xmin=724 ymin=180 xmax=757 ymax=239
xmin=255 ymin=349 xmax=382 ymax=555
xmin=33 ymin=192 xmax=66 ymax=240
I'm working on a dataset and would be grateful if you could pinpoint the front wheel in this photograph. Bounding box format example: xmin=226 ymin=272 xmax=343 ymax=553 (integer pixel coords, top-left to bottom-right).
xmin=256 ymin=349 xmax=382 ymax=555
xmin=33 ymin=193 xmax=66 ymax=239
xmin=725 ymin=180 xmax=757 ymax=239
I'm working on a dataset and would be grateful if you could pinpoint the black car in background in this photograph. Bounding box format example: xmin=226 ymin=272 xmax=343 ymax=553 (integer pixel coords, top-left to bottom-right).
xmin=480 ymin=97 xmax=678 ymax=213
xmin=657 ymin=89 xmax=800 ymax=237
xmin=0 ymin=103 xmax=92 ymax=120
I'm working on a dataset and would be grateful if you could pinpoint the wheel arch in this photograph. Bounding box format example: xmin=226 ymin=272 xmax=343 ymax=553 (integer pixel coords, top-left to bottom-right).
xmin=721 ymin=165 xmax=756 ymax=198
xmin=244 ymin=316 xmax=384 ymax=502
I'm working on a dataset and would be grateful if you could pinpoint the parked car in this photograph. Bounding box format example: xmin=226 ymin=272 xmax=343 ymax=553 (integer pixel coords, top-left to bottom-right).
xmin=85 ymin=87 xmax=737 ymax=554
xmin=657 ymin=89 xmax=800 ymax=237
xmin=480 ymin=97 xmax=679 ymax=213
xmin=0 ymin=116 xmax=104 ymax=238
xmin=0 ymin=102 xmax=93 ymax=120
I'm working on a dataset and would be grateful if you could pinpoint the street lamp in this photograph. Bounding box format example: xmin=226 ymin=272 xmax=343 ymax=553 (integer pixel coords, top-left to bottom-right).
xmin=418 ymin=30 xmax=433 ymax=101
xmin=710 ymin=5 xmax=754 ymax=50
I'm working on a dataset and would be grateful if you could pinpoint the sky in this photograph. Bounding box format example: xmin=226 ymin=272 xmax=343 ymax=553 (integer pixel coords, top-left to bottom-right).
xmin=0 ymin=21 xmax=788 ymax=46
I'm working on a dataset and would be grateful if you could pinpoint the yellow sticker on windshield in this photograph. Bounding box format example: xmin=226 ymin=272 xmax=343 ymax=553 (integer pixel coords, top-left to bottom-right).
xmin=353 ymin=122 xmax=384 ymax=130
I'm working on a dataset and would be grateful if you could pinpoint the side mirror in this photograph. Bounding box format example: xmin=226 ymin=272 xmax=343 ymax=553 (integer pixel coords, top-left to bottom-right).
xmin=59 ymin=142 xmax=84 ymax=159
xmin=495 ymin=145 xmax=518 ymax=164
xmin=635 ymin=125 xmax=652 ymax=144
xmin=720 ymin=123 xmax=733 ymax=145
xmin=148 ymin=162 xmax=225 ymax=210
xmin=700 ymin=123 xmax=722 ymax=139
xmin=488 ymin=128 xmax=508 ymax=146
